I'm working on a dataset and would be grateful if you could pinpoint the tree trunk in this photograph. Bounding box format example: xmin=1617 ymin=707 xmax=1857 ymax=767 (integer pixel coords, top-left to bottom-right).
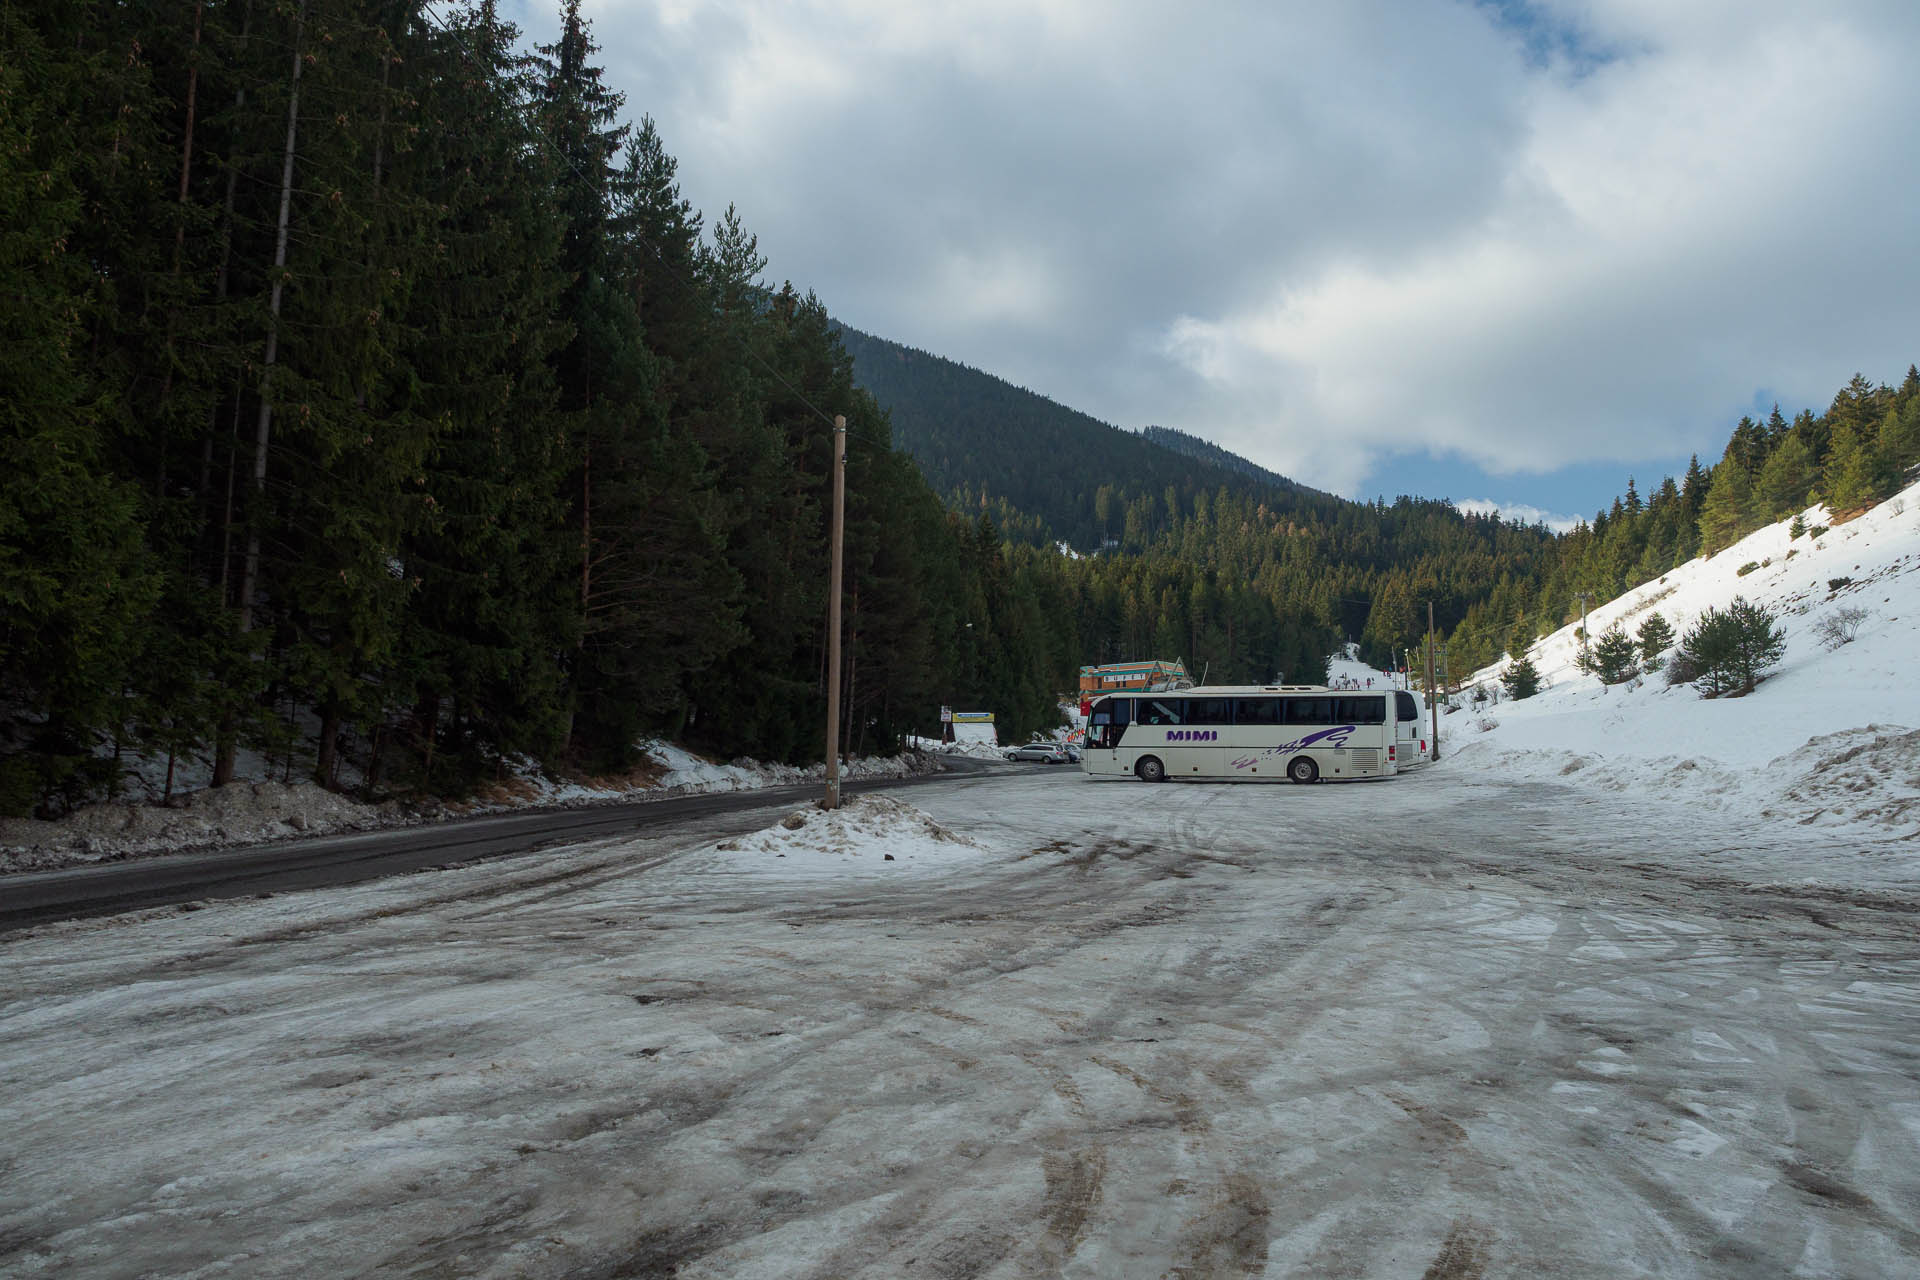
xmin=316 ymin=700 xmax=341 ymax=790
xmin=155 ymin=1 xmax=206 ymax=500
xmin=236 ymin=0 xmax=310 ymax=636
xmin=209 ymin=0 xmax=257 ymax=788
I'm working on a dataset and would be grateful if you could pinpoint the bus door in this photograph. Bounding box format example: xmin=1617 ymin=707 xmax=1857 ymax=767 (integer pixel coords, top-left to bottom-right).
xmin=1087 ymin=696 xmax=1130 ymax=773
xmin=1394 ymin=691 xmax=1425 ymax=767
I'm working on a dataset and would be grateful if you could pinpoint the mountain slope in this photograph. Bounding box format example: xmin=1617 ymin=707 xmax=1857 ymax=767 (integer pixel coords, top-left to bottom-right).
xmin=1139 ymin=425 xmax=1328 ymax=499
xmin=836 ymin=323 xmax=1335 ymax=549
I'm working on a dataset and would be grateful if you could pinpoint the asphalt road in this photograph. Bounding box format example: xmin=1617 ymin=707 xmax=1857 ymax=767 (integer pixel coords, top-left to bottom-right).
xmin=0 ymin=765 xmax=978 ymax=932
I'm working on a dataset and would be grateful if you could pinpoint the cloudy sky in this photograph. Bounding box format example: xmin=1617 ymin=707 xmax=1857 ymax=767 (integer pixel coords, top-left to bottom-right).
xmin=500 ymin=0 xmax=1920 ymax=529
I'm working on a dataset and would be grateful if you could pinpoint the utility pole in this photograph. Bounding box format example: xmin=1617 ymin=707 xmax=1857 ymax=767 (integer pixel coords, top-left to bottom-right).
xmin=824 ymin=416 xmax=847 ymax=810
xmin=1426 ymin=601 xmax=1440 ymax=761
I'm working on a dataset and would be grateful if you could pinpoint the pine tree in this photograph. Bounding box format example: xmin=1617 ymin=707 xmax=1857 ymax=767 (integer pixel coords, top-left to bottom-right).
xmin=1791 ymin=408 xmax=1828 ymax=471
xmin=1680 ymin=454 xmax=1709 ymax=523
xmin=1753 ymin=432 xmax=1814 ymax=521
xmin=1727 ymin=415 xmax=1768 ymax=474
xmin=1588 ymin=625 xmax=1638 ymax=685
xmin=1822 ymin=423 xmax=1897 ymax=513
xmin=1360 ymin=575 xmax=1417 ymax=669
xmin=1635 ymin=612 xmax=1674 ymax=669
xmin=1765 ymin=403 xmax=1789 ymax=445
xmin=393 ymin=0 xmax=577 ymax=786
xmin=1678 ymin=597 xmax=1785 ymax=697
xmin=0 ymin=17 xmax=161 ymax=812
xmin=1696 ymin=454 xmax=1755 ymax=553
xmin=1500 ymin=656 xmax=1540 ymax=700
xmin=1878 ymin=398 xmax=1920 ymax=474
xmin=535 ymin=0 xmax=742 ymax=765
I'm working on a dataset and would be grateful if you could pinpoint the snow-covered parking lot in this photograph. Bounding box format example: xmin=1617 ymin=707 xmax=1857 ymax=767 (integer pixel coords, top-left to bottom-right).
xmin=4 ymin=763 xmax=1918 ymax=1278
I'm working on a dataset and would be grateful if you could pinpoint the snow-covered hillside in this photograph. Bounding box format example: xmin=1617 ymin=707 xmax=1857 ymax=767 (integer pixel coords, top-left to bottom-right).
xmin=1445 ymin=477 xmax=1920 ymax=850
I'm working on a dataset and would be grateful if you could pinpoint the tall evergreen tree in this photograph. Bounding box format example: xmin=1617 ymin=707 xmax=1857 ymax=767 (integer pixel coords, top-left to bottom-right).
xmin=0 ymin=15 xmax=161 ymax=812
xmin=1821 ymin=423 xmax=1897 ymax=513
xmin=1696 ymin=452 xmax=1756 ymax=553
xmin=1753 ymin=432 xmax=1815 ymax=521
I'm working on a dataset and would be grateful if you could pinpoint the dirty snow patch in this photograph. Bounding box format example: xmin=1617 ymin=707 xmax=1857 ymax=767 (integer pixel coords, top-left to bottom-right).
xmin=700 ymin=794 xmax=991 ymax=877
xmin=0 ymin=781 xmax=398 ymax=874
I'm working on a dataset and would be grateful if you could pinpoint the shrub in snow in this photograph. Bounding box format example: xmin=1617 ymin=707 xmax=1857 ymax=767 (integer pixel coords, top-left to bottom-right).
xmin=1789 ymin=514 xmax=1807 ymax=539
xmin=1664 ymin=648 xmax=1700 ymax=687
xmin=1635 ymin=613 xmax=1674 ymax=670
xmin=1587 ymin=626 xmax=1639 ymax=685
xmin=1814 ymin=606 xmax=1869 ymax=650
xmin=1828 ymin=576 xmax=1852 ymax=592
xmin=1737 ymin=561 xmax=1760 ymax=577
xmin=1678 ymin=596 xmax=1786 ymax=698
xmin=1501 ymin=656 xmax=1541 ymax=700
xmin=1810 ymin=525 xmax=1828 ymax=538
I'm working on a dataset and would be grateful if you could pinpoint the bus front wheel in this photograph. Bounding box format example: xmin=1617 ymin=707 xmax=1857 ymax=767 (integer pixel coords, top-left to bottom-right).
xmin=1287 ymin=757 xmax=1319 ymax=785
xmin=1136 ymin=756 xmax=1167 ymax=783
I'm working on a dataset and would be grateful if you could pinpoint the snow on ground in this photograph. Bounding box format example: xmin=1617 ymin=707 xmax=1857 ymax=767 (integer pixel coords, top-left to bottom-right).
xmin=5 ymin=769 xmax=1918 ymax=1276
xmin=1441 ymin=475 xmax=1920 ymax=847
xmin=906 ymin=734 xmax=1007 ymax=762
xmin=1326 ymin=648 xmax=1405 ymax=692
xmin=0 ymin=742 xmax=938 ymax=877
xmin=695 ymin=793 xmax=991 ymax=879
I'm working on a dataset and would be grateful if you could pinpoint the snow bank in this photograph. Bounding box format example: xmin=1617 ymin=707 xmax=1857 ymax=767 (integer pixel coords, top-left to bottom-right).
xmin=905 ymin=734 xmax=1007 ymax=761
xmin=0 ymin=743 xmax=944 ymax=876
xmin=1448 ymin=475 xmax=1920 ymax=841
xmin=0 ymin=780 xmax=404 ymax=875
xmin=696 ymin=793 xmax=992 ymax=878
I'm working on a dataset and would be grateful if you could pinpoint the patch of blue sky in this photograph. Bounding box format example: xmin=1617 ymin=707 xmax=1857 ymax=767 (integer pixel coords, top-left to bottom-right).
xmin=1473 ymin=0 xmax=1632 ymax=78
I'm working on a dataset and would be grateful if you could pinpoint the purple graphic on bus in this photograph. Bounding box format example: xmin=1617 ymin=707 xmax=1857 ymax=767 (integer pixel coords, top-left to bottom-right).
xmin=1229 ymin=725 xmax=1356 ymax=770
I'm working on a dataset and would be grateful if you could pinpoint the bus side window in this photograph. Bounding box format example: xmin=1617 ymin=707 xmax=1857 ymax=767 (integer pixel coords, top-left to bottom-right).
xmin=1232 ymin=697 xmax=1279 ymax=726
xmin=1335 ymin=696 xmax=1385 ymax=724
xmin=1187 ymin=697 xmax=1231 ymax=726
xmin=1284 ymin=697 xmax=1334 ymax=725
xmin=1137 ymin=699 xmax=1184 ymax=726
xmin=1396 ymin=692 xmax=1418 ymax=723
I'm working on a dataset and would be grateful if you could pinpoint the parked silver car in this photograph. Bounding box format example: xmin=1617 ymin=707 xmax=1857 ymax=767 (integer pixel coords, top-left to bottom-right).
xmin=1004 ymin=741 xmax=1070 ymax=764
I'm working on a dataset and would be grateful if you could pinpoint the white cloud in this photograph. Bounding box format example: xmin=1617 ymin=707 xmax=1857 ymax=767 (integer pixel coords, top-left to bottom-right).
xmin=1452 ymin=499 xmax=1583 ymax=534
xmin=513 ymin=1 xmax=1920 ymax=507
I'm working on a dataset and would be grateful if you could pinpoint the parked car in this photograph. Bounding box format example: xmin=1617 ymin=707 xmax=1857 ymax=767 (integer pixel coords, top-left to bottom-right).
xmin=1004 ymin=741 xmax=1070 ymax=764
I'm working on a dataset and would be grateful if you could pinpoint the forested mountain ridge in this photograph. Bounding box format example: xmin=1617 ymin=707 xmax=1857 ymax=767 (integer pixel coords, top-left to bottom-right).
xmin=837 ymin=320 xmax=1567 ymax=668
xmin=836 ymin=323 xmax=1336 ymax=550
xmin=839 ymin=316 xmax=1920 ymax=691
xmin=1140 ymin=425 xmax=1331 ymax=501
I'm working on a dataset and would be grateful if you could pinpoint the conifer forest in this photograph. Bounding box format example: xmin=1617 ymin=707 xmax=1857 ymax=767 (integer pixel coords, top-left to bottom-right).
xmin=2 ymin=0 xmax=1916 ymax=817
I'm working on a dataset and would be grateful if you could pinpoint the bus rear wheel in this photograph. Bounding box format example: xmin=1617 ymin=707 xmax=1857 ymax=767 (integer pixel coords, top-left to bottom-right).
xmin=1287 ymin=757 xmax=1318 ymax=785
xmin=1136 ymin=756 xmax=1167 ymax=783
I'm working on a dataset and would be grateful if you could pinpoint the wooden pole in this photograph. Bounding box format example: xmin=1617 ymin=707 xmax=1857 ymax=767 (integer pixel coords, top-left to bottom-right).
xmin=824 ymin=416 xmax=847 ymax=809
xmin=1427 ymin=601 xmax=1440 ymax=761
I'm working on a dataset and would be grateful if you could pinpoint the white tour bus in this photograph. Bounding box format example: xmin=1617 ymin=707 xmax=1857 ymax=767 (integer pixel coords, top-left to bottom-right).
xmin=1082 ymin=685 xmax=1427 ymax=783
